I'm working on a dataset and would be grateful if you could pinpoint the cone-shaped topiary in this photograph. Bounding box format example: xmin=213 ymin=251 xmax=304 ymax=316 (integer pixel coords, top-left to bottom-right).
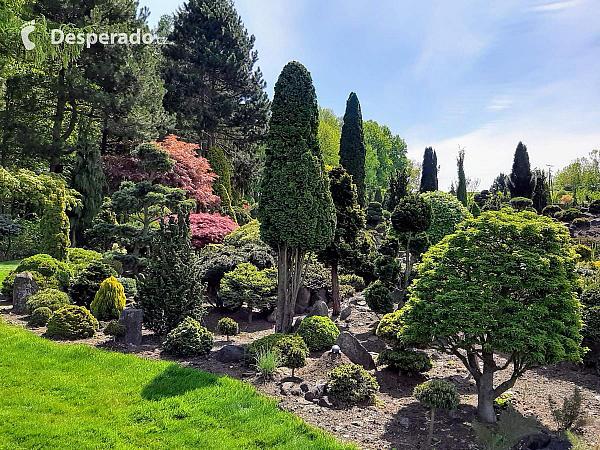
xmin=90 ymin=276 xmax=126 ymax=321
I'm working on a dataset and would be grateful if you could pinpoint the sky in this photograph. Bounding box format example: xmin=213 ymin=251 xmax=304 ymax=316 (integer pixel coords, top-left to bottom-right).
xmin=140 ymin=0 xmax=600 ymax=190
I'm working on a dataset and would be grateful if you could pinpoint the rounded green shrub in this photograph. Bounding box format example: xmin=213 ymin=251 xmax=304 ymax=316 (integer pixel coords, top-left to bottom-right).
xmin=327 ymin=363 xmax=380 ymax=403
xmin=46 ymin=305 xmax=99 ymax=339
xmin=162 ymin=317 xmax=213 ymax=356
xmin=376 ymin=310 xmax=405 ymax=348
xmin=219 ymin=263 xmax=277 ymax=311
xmin=104 ymin=320 xmax=127 ymax=337
xmin=509 ymin=197 xmax=533 ymax=211
xmin=245 ymin=333 xmax=286 ymax=364
xmin=303 ymin=257 xmax=332 ymax=290
xmin=339 ymin=274 xmax=365 ymax=292
xmin=216 ymin=317 xmax=239 ymax=340
xmin=117 ymin=277 xmax=137 ymax=298
xmin=25 ymin=288 xmax=70 ymax=314
xmin=274 ymin=334 xmax=309 ymax=375
xmin=374 ymin=255 xmax=400 ymax=287
xmin=67 ymin=248 xmax=102 ymax=275
xmin=556 ymin=207 xmax=583 ymax=222
xmin=572 ymin=217 xmax=591 ymax=229
xmin=413 ymin=379 xmax=460 ymax=411
xmin=297 ymin=316 xmax=340 ymax=351
xmin=339 ymin=284 xmax=355 ymax=299
xmin=69 ymin=260 xmax=118 ymax=308
xmin=90 ymin=276 xmax=126 ymax=321
xmin=583 ymin=305 xmax=600 ymax=343
xmin=580 ymin=288 xmax=600 ymax=308
xmin=2 ymin=253 xmax=71 ymax=295
xmin=420 ymin=191 xmax=470 ymax=246
xmin=28 ymin=307 xmax=52 ymax=327
xmin=364 ymin=280 xmax=394 ymax=314
xmin=377 ymin=349 xmax=432 ymax=374
xmin=542 ymin=204 xmax=562 ymax=217
xmin=573 ymin=244 xmax=593 ymax=261
xmin=2 ymin=270 xmax=59 ymax=297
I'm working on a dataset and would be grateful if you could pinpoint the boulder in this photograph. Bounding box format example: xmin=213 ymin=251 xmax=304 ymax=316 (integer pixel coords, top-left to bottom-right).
xmin=310 ymin=288 xmax=328 ymax=306
xmin=117 ymin=308 xmax=143 ymax=346
xmin=318 ymin=396 xmax=333 ymax=407
xmin=339 ymin=306 xmax=352 ymax=321
xmin=215 ymin=345 xmax=245 ymax=363
xmin=295 ymin=286 xmax=311 ymax=314
xmin=513 ymin=433 xmax=571 ymax=450
xmin=307 ymin=300 xmax=329 ymax=318
xmin=304 ymin=382 xmax=326 ymax=401
xmin=299 ymin=381 xmax=310 ymax=392
xmin=335 ymin=331 xmax=376 ymax=370
xmin=13 ymin=272 xmax=38 ymax=313
xmin=267 ymin=310 xmax=276 ymax=323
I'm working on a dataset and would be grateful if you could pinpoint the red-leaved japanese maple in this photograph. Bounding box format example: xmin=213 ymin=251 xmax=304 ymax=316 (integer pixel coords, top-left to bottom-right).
xmin=189 ymin=212 xmax=238 ymax=249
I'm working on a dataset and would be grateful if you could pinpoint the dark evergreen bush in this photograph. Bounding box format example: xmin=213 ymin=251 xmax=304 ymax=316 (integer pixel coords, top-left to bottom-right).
xmin=216 ymin=317 xmax=239 ymax=340
xmin=104 ymin=320 xmax=127 ymax=337
xmin=556 ymin=208 xmax=583 ymax=222
xmin=69 ymin=261 xmax=118 ymax=308
xmin=542 ymin=204 xmax=562 ymax=217
xmin=28 ymin=307 xmax=52 ymax=327
xmin=364 ymin=280 xmax=394 ymax=314
xmin=572 ymin=217 xmax=590 ymax=229
xmin=162 ymin=317 xmax=213 ymax=356
xmin=378 ymin=349 xmax=432 ymax=374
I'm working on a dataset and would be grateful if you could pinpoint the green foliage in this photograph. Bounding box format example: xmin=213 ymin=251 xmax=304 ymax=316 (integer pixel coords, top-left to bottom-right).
xmin=69 ymin=261 xmax=118 ymax=308
xmin=470 ymin=202 xmax=482 ymax=217
xmin=162 ymin=317 xmax=213 ymax=357
xmin=208 ymin=147 xmax=235 ymax=221
xmin=542 ymin=204 xmax=562 ymax=217
xmin=245 ymin=333 xmax=287 ymax=364
xmin=339 ymin=274 xmax=365 ymax=292
xmin=66 ymin=248 xmax=102 ymax=275
xmin=90 ymin=276 xmax=126 ymax=321
xmin=117 ymin=277 xmax=137 ymax=299
xmin=1 ymin=270 xmax=59 ymax=297
xmin=374 ymin=254 xmax=400 ymax=287
xmin=132 ymin=142 xmax=175 ymax=178
xmin=274 ymin=334 xmax=309 ymax=374
xmin=364 ymin=280 xmax=394 ymax=314
xmin=2 ymin=254 xmax=72 ymax=295
xmin=572 ymin=217 xmax=590 ymax=229
xmin=339 ymin=93 xmax=366 ymax=207
xmin=366 ymin=201 xmax=383 ymax=229
xmin=318 ymin=107 xmax=341 ymax=166
xmin=391 ymin=194 xmax=432 ymax=234
xmin=419 ymin=147 xmax=438 ymax=193
xmin=254 ymin=348 xmax=282 ymax=379
xmin=384 ymin=168 xmax=409 ymax=212
xmin=303 ymin=256 xmax=332 ymax=290
xmin=46 ymin=305 xmax=98 ymax=340
xmin=28 ymin=307 xmax=52 ymax=327
xmin=378 ymin=349 xmax=432 ymax=374
xmin=509 ymin=197 xmax=533 ymax=211
xmin=472 ymin=408 xmax=539 ymax=450
xmin=582 ymin=304 xmax=600 ymax=343
xmin=508 ymin=142 xmax=534 ymax=198
xmin=297 ymin=316 xmax=340 ymax=351
xmin=222 ymin=219 xmax=263 ymax=247
xmin=421 ymin=191 xmax=470 ymax=247
xmin=104 ymin=320 xmax=127 ymax=337
xmin=494 ymin=392 xmax=514 ymax=411
xmin=413 ymin=380 xmax=460 ymax=411
xmin=532 ymin=169 xmax=549 ymax=213
xmin=339 ymin=284 xmax=355 ymax=299
xmin=219 ymin=263 xmax=277 ymax=311
xmin=548 ymin=388 xmax=583 ymax=430
xmin=216 ymin=317 xmax=239 ymax=339
xmin=376 ymin=310 xmax=405 ymax=348
xmin=556 ymin=208 xmax=583 ymax=222
xmin=40 ymin=195 xmax=70 ymax=262
xmin=327 ymin=363 xmax=379 ymax=404
xmin=573 ymin=244 xmax=593 ymax=261
xmin=25 ymin=289 xmax=70 ymax=315
xmin=456 ymin=148 xmax=467 ymax=206
xmin=138 ymin=213 xmax=206 ymax=334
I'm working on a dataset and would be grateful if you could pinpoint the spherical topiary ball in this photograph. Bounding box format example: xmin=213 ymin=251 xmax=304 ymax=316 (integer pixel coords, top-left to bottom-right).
xmin=216 ymin=317 xmax=239 ymax=340
xmin=364 ymin=280 xmax=394 ymax=314
xmin=28 ymin=307 xmax=52 ymax=327
xmin=46 ymin=305 xmax=99 ymax=339
xmin=296 ymin=315 xmax=340 ymax=351
xmin=413 ymin=379 xmax=460 ymax=411
xmin=162 ymin=317 xmax=213 ymax=356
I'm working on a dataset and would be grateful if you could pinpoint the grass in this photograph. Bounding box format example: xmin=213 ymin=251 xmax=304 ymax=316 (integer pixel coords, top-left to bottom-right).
xmin=0 ymin=321 xmax=356 ymax=450
xmin=0 ymin=259 xmax=19 ymax=284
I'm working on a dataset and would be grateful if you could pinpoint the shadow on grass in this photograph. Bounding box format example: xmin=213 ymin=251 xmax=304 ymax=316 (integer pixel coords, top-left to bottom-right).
xmin=141 ymin=364 xmax=219 ymax=400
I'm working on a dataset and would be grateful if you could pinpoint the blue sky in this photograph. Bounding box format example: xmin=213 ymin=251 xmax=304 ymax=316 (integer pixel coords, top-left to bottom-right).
xmin=140 ymin=0 xmax=600 ymax=189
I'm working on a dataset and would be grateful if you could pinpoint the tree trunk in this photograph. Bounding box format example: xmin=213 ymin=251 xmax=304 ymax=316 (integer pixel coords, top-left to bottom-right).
xmin=476 ymin=367 xmax=497 ymax=423
xmin=331 ymin=263 xmax=340 ymax=315
xmin=275 ymin=244 xmax=305 ymax=333
xmin=404 ymin=232 xmax=412 ymax=289
xmin=427 ymin=407 xmax=436 ymax=448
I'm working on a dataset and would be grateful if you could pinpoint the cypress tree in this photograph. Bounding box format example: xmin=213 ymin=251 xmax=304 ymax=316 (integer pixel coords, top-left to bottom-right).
xmin=258 ymin=61 xmax=336 ymax=333
xmin=208 ymin=146 xmax=235 ymax=221
xmin=339 ymin=92 xmax=367 ymax=207
xmin=419 ymin=147 xmax=438 ymax=193
xmin=384 ymin=168 xmax=409 ymax=212
xmin=456 ymin=148 xmax=467 ymax=206
xmin=508 ymin=142 xmax=534 ymax=198
xmin=532 ymin=169 xmax=549 ymax=213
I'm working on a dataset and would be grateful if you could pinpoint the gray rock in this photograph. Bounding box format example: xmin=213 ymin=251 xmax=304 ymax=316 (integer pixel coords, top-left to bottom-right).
xmin=117 ymin=308 xmax=143 ymax=346
xmin=215 ymin=345 xmax=245 ymax=363
xmin=310 ymin=288 xmax=328 ymax=306
xmin=307 ymin=300 xmax=329 ymax=318
xmin=349 ymin=295 xmax=365 ymax=304
xmin=267 ymin=310 xmax=276 ymax=323
xmin=292 ymin=316 xmax=303 ymax=332
xmin=391 ymin=288 xmax=405 ymax=305
xmin=291 ymin=387 xmax=302 ymax=396
xmin=280 ymin=381 xmax=295 ymax=396
xmin=397 ymin=417 xmax=410 ymax=428
xmin=339 ymin=306 xmax=352 ymax=321
xmin=13 ymin=272 xmax=38 ymax=313
xmin=513 ymin=433 xmax=572 ymax=450
xmin=304 ymin=383 xmax=326 ymax=401
xmin=299 ymin=381 xmax=310 ymax=392
xmin=335 ymin=331 xmax=376 ymax=370
xmin=318 ymin=396 xmax=333 ymax=407
xmin=295 ymin=286 xmax=311 ymax=314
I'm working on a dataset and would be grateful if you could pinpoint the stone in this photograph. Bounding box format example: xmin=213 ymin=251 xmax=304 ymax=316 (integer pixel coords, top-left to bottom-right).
xmin=349 ymin=295 xmax=364 ymax=304
xmin=391 ymin=288 xmax=404 ymax=305
xmin=295 ymin=286 xmax=311 ymax=314
xmin=267 ymin=310 xmax=276 ymax=323
xmin=12 ymin=272 xmax=38 ymax=313
xmin=215 ymin=345 xmax=245 ymax=363
xmin=397 ymin=417 xmax=410 ymax=428
xmin=292 ymin=316 xmax=303 ymax=332
xmin=318 ymin=396 xmax=333 ymax=407
xmin=116 ymin=308 xmax=143 ymax=346
xmin=335 ymin=331 xmax=376 ymax=370
xmin=339 ymin=306 xmax=352 ymax=321
xmin=299 ymin=381 xmax=310 ymax=392
xmin=280 ymin=382 xmax=294 ymax=396
xmin=304 ymin=383 xmax=326 ymax=401
xmin=310 ymin=288 xmax=328 ymax=306
xmin=513 ymin=433 xmax=571 ymax=450
xmin=307 ymin=300 xmax=329 ymax=318
xmin=291 ymin=387 xmax=302 ymax=396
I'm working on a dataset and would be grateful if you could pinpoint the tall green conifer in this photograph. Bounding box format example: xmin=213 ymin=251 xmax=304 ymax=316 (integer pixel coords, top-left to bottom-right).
xmin=419 ymin=147 xmax=438 ymax=193
xmin=339 ymin=92 xmax=366 ymax=207
xmin=508 ymin=142 xmax=534 ymax=198
xmin=456 ymin=148 xmax=467 ymax=206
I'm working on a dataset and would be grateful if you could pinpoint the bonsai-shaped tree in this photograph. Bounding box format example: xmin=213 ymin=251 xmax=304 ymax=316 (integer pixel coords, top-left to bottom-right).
xmin=391 ymin=194 xmax=432 ymax=288
xmin=216 ymin=317 xmax=239 ymax=342
xmin=413 ymin=380 xmax=460 ymax=447
xmin=401 ymin=209 xmax=584 ymax=423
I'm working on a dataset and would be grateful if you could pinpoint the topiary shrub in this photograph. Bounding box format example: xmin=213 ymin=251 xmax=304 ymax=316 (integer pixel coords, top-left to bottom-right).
xmin=589 ymin=199 xmax=600 ymax=214
xmin=67 ymin=248 xmax=102 ymax=275
xmin=69 ymin=260 xmax=118 ymax=308
xmin=376 ymin=310 xmax=405 ymax=348
xmin=297 ymin=316 xmax=340 ymax=351
xmin=218 ymin=263 xmax=277 ymax=311
xmin=245 ymin=333 xmax=287 ymax=365
xmin=420 ymin=191 xmax=470 ymax=246
xmin=90 ymin=276 xmax=126 ymax=321
xmin=339 ymin=274 xmax=365 ymax=292
xmin=46 ymin=305 xmax=98 ymax=339
xmin=366 ymin=201 xmax=383 ymax=229
xmin=542 ymin=204 xmax=562 ymax=217
xmin=414 ymin=380 xmax=460 ymax=447
xmin=572 ymin=217 xmax=591 ymax=229
xmin=327 ymin=363 xmax=380 ymax=403
xmin=303 ymin=256 xmax=332 ymax=291
xmin=556 ymin=207 xmax=583 ymax=222
xmin=28 ymin=307 xmax=52 ymax=327
xmin=573 ymin=244 xmax=593 ymax=261
xmin=25 ymin=288 xmax=70 ymax=314
xmin=509 ymin=197 xmax=533 ymax=211
xmin=2 ymin=270 xmax=59 ymax=297
xmin=274 ymin=334 xmax=309 ymax=377
xmin=2 ymin=254 xmax=72 ymax=295
xmin=377 ymin=349 xmax=432 ymax=374
xmin=216 ymin=317 xmax=239 ymax=341
xmin=117 ymin=277 xmax=137 ymax=298
xmin=162 ymin=317 xmax=213 ymax=356
xmin=364 ymin=280 xmax=394 ymax=314
xmin=104 ymin=320 xmax=127 ymax=337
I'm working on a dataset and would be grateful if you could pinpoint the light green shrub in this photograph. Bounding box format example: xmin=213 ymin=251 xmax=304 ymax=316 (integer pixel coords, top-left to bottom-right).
xmin=46 ymin=305 xmax=98 ymax=339
xmin=297 ymin=316 xmax=340 ymax=351
xmin=90 ymin=276 xmax=126 ymax=320
xmin=378 ymin=349 xmax=432 ymax=374
xmin=162 ymin=317 xmax=213 ymax=356
xmin=327 ymin=363 xmax=379 ymax=403
xmin=25 ymin=288 xmax=70 ymax=314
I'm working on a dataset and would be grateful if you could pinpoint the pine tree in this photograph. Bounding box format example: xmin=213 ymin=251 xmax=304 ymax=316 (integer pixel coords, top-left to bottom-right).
xmin=339 ymin=92 xmax=367 ymax=207
xmin=384 ymin=168 xmax=409 ymax=212
xmin=419 ymin=147 xmax=438 ymax=193
xmin=532 ymin=169 xmax=549 ymax=213
xmin=508 ymin=142 xmax=534 ymax=198
xmin=456 ymin=148 xmax=467 ymax=206
xmin=258 ymin=61 xmax=336 ymax=333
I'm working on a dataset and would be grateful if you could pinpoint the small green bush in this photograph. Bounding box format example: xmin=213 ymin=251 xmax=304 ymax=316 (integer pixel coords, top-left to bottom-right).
xmin=377 ymin=349 xmax=432 ymax=374
xmin=364 ymin=280 xmax=394 ymax=314
xmin=28 ymin=307 xmax=52 ymax=327
xmin=297 ymin=316 xmax=340 ymax=351
xmin=274 ymin=334 xmax=309 ymax=376
xmin=414 ymin=379 xmax=460 ymax=411
xmin=556 ymin=207 xmax=583 ymax=222
xmin=1 ymin=270 xmax=60 ymax=297
xmin=582 ymin=305 xmax=600 ymax=343
xmin=509 ymin=197 xmax=533 ymax=211
xmin=104 ymin=320 xmax=127 ymax=337
xmin=69 ymin=261 xmax=118 ymax=308
xmin=376 ymin=309 xmax=405 ymax=348
xmin=67 ymin=248 xmax=102 ymax=275
xmin=25 ymin=288 xmax=70 ymax=314
xmin=219 ymin=263 xmax=277 ymax=311
xmin=572 ymin=217 xmax=591 ymax=229
xmin=548 ymin=387 xmax=583 ymax=430
xmin=542 ymin=204 xmax=562 ymax=217
xmin=573 ymin=244 xmax=593 ymax=261
xmin=339 ymin=274 xmax=365 ymax=292
xmin=339 ymin=284 xmax=355 ymax=299
xmin=245 ymin=333 xmax=286 ymax=364
xmin=469 ymin=202 xmax=481 ymax=218
xmin=327 ymin=363 xmax=379 ymax=403
xmin=46 ymin=305 xmax=98 ymax=339
xmin=162 ymin=317 xmax=213 ymax=356
xmin=216 ymin=317 xmax=239 ymax=341
xmin=90 ymin=276 xmax=126 ymax=321
xmin=117 ymin=277 xmax=137 ymax=298
xmin=4 ymin=254 xmax=71 ymax=293
xmin=302 ymin=256 xmax=332 ymax=290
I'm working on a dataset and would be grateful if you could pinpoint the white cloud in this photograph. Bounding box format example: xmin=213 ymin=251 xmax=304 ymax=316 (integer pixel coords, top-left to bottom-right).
xmin=531 ymin=0 xmax=585 ymax=12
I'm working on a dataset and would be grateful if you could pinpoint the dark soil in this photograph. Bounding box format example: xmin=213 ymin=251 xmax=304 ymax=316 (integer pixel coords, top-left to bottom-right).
xmin=2 ymin=299 xmax=599 ymax=450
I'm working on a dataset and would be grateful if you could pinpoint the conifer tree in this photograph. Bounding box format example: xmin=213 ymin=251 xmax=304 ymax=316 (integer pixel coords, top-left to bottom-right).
xmin=208 ymin=146 xmax=235 ymax=221
xmin=419 ymin=147 xmax=438 ymax=193
xmin=456 ymin=147 xmax=467 ymax=206
xmin=258 ymin=61 xmax=336 ymax=333
xmin=339 ymin=92 xmax=367 ymax=207
xmin=384 ymin=168 xmax=409 ymax=212
xmin=508 ymin=142 xmax=534 ymax=198
xmin=532 ymin=169 xmax=549 ymax=213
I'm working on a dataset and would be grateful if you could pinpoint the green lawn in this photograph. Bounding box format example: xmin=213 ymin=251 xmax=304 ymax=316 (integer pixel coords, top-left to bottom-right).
xmin=0 ymin=259 xmax=19 ymax=284
xmin=0 ymin=322 xmax=355 ymax=450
